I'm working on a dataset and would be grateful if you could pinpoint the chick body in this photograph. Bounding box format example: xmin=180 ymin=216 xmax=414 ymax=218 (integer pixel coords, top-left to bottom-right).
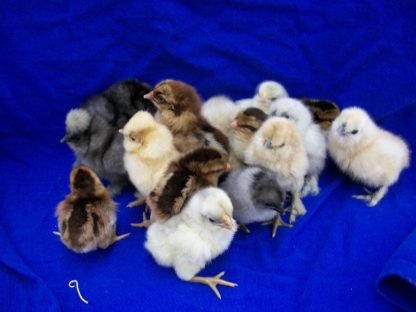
xmin=62 ymin=79 xmax=155 ymax=195
xmin=219 ymin=166 xmax=284 ymax=224
xmin=202 ymin=96 xmax=239 ymax=135
xmin=55 ymin=166 xmax=128 ymax=253
xmin=270 ymin=98 xmax=326 ymax=196
xmin=145 ymin=187 xmax=237 ymax=281
xmin=328 ymin=107 xmax=410 ymax=206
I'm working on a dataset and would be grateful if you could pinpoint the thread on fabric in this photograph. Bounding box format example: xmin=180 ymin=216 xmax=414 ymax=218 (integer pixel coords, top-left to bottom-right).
xmin=68 ymin=280 xmax=89 ymax=304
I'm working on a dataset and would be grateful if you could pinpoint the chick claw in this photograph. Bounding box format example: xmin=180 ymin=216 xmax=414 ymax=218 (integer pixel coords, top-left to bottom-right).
xmin=131 ymin=211 xmax=151 ymax=228
xmin=269 ymin=215 xmax=292 ymax=238
xmin=191 ymin=271 xmax=237 ymax=300
xmin=53 ymin=231 xmax=61 ymax=237
xmin=127 ymin=197 xmax=146 ymax=208
xmin=353 ymin=186 xmax=387 ymax=207
xmin=238 ymin=223 xmax=251 ymax=233
xmin=111 ymin=232 xmax=130 ymax=244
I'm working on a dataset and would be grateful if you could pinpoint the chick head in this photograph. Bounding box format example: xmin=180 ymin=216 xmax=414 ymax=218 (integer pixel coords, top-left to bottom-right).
xmin=179 ymin=148 xmax=230 ymax=181
xmin=186 ymin=187 xmax=237 ymax=232
xmin=255 ymin=81 xmax=288 ymax=103
xmin=143 ymin=79 xmax=201 ymax=116
xmin=330 ymin=107 xmax=378 ymax=147
xmin=61 ymin=108 xmax=92 ymax=154
xmin=70 ymin=166 xmax=105 ymax=197
xmin=258 ymin=117 xmax=302 ymax=159
xmin=119 ymin=111 xmax=158 ymax=153
xmin=230 ymin=107 xmax=267 ymax=140
xmin=270 ymin=98 xmax=313 ymax=131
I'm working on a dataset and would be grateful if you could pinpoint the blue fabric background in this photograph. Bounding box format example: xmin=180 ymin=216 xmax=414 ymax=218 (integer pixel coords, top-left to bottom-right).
xmin=0 ymin=1 xmax=415 ymax=311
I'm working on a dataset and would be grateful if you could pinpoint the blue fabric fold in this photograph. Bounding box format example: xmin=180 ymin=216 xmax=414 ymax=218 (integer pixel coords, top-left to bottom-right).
xmin=378 ymin=229 xmax=416 ymax=312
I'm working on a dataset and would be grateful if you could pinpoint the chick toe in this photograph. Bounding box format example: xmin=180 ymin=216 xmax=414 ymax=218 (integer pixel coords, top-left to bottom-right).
xmin=131 ymin=211 xmax=151 ymax=228
xmin=271 ymin=214 xmax=292 ymax=238
xmin=238 ymin=223 xmax=251 ymax=233
xmin=191 ymin=271 xmax=237 ymax=300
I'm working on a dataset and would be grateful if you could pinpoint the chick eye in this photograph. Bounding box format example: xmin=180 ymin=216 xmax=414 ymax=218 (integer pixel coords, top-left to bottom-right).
xmin=270 ymin=111 xmax=277 ymax=117
xmin=281 ymin=113 xmax=291 ymax=119
xmin=129 ymin=135 xmax=138 ymax=142
xmin=278 ymin=143 xmax=285 ymax=148
xmin=208 ymin=217 xmax=216 ymax=223
xmin=269 ymin=96 xmax=278 ymax=102
xmin=157 ymin=96 xmax=166 ymax=104
xmin=169 ymin=104 xmax=175 ymax=111
xmin=351 ymin=130 xmax=359 ymax=135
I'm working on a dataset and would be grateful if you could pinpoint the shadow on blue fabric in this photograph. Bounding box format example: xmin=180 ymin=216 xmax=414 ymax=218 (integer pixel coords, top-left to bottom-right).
xmin=0 ymin=1 xmax=415 ymax=311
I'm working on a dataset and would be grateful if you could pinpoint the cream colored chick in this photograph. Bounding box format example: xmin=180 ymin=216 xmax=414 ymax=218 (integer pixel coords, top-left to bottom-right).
xmin=237 ymin=80 xmax=288 ymax=113
xmin=145 ymin=187 xmax=238 ymax=299
xmin=245 ymin=117 xmax=308 ymax=223
xmin=120 ymin=111 xmax=180 ymax=208
xmin=202 ymin=96 xmax=239 ymax=135
xmin=328 ymin=107 xmax=410 ymax=206
xmin=270 ymin=98 xmax=327 ymax=197
xmin=228 ymin=108 xmax=268 ymax=169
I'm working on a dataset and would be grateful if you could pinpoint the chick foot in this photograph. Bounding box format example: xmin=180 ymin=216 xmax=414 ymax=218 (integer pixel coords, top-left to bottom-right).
xmin=289 ymin=193 xmax=306 ymax=224
xmin=263 ymin=214 xmax=292 ymax=238
xmin=131 ymin=211 xmax=151 ymax=228
xmin=353 ymin=185 xmax=388 ymax=207
xmin=53 ymin=231 xmax=61 ymax=236
xmin=127 ymin=197 xmax=146 ymax=208
xmin=238 ymin=223 xmax=251 ymax=233
xmin=191 ymin=271 xmax=237 ymax=299
xmin=111 ymin=233 xmax=130 ymax=244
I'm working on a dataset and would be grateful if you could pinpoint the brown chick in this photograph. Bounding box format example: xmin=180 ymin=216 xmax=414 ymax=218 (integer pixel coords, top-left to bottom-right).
xmin=144 ymin=79 xmax=230 ymax=155
xmin=301 ymin=98 xmax=341 ymax=131
xmin=228 ymin=108 xmax=268 ymax=168
xmin=138 ymin=147 xmax=230 ymax=227
xmin=54 ymin=166 xmax=130 ymax=253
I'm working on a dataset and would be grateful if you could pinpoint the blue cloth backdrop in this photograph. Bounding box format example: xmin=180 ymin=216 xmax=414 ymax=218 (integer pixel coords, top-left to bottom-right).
xmin=0 ymin=1 xmax=415 ymax=311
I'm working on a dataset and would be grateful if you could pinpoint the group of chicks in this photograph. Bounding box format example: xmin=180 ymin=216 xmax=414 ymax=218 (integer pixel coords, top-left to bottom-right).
xmin=54 ymin=78 xmax=410 ymax=299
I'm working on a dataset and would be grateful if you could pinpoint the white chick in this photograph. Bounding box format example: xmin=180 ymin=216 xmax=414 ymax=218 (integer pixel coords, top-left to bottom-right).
xmin=145 ymin=187 xmax=237 ymax=299
xmin=219 ymin=166 xmax=291 ymax=237
xmin=270 ymin=98 xmax=327 ymax=197
xmin=328 ymin=107 xmax=410 ymax=206
xmin=202 ymin=96 xmax=240 ymax=135
xmin=245 ymin=117 xmax=308 ymax=223
xmin=236 ymin=80 xmax=288 ymax=113
xmin=120 ymin=111 xmax=180 ymax=210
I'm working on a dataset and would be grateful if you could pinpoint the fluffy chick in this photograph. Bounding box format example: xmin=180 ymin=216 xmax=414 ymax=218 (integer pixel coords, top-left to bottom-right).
xmin=219 ymin=166 xmax=291 ymax=237
xmin=144 ymin=79 xmax=229 ymax=155
xmin=202 ymin=96 xmax=239 ymax=135
xmin=146 ymin=147 xmax=230 ymax=225
xmin=236 ymin=80 xmax=288 ymax=113
xmin=328 ymin=107 xmax=410 ymax=206
xmin=61 ymin=79 xmax=155 ymax=195
xmin=145 ymin=187 xmax=237 ymax=299
xmin=228 ymin=108 xmax=268 ymax=169
xmin=54 ymin=166 xmax=129 ymax=253
xmin=301 ymin=98 xmax=340 ymax=131
xmin=270 ymin=98 xmax=326 ymax=197
xmin=245 ymin=117 xmax=309 ymax=223
xmin=120 ymin=111 xmax=180 ymax=207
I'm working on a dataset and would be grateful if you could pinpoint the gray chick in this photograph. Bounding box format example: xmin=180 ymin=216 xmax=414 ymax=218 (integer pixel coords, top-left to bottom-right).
xmin=61 ymin=79 xmax=155 ymax=195
xmin=219 ymin=165 xmax=291 ymax=237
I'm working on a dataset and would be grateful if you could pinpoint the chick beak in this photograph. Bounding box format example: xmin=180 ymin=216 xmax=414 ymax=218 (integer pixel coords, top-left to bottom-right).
xmin=229 ymin=120 xmax=238 ymax=129
xmin=225 ymin=163 xmax=233 ymax=172
xmin=337 ymin=123 xmax=347 ymax=136
xmin=60 ymin=134 xmax=70 ymax=143
xmin=143 ymin=91 xmax=155 ymax=101
xmin=221 ymin=215 xmax=236 ymax=231
xmin=118 ymin=129 xmax=124 ymax=135
xmin=255 ymin=94 xmax=268 ymax=103
xmin=263 ymin=138 xmax=273 ymax=149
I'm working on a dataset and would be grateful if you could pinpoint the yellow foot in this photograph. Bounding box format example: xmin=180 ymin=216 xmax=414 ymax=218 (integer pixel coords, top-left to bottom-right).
xmin=111 ymin=232 xmax=130 ymax=244
xmin=131 ymin=211 xmax=151 ymax=228
xmin=127 ymin=197 xmax=146 ymax=208
xmin=191 ymin=271 xmax=237 ymax=299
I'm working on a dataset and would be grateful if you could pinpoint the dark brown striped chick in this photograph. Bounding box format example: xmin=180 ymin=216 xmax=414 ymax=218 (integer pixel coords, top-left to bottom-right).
xmin=54 ymin=166 xmax=129 ymax=253
xmin=301 ymin=98 xmax=341 ymax=130
xmin=228 ymin=107 xmax=267 ymax=168
xmin=144 ymin=79 xmax=229 ymax=156
xmin=142 ymin=147 xmax=231 ymax=226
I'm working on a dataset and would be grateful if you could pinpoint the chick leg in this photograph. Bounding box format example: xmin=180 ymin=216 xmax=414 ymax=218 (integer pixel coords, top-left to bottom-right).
xmin=130 ymin=211 xmax=151 ymax=228
xmin=289 ymin=193 xmax=306 ymax=224
xmin=238 ymin=223 xmax=251 ymax=233
xmin=353 ymin=185 xmax=388 ymax=207
xmin=190 ymin=272 xmax=237 ymax=300
xmin=110 ymin=225 xmax=130 ymax=245
xmin=127 ymin=197 xmax=146 ymax=208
